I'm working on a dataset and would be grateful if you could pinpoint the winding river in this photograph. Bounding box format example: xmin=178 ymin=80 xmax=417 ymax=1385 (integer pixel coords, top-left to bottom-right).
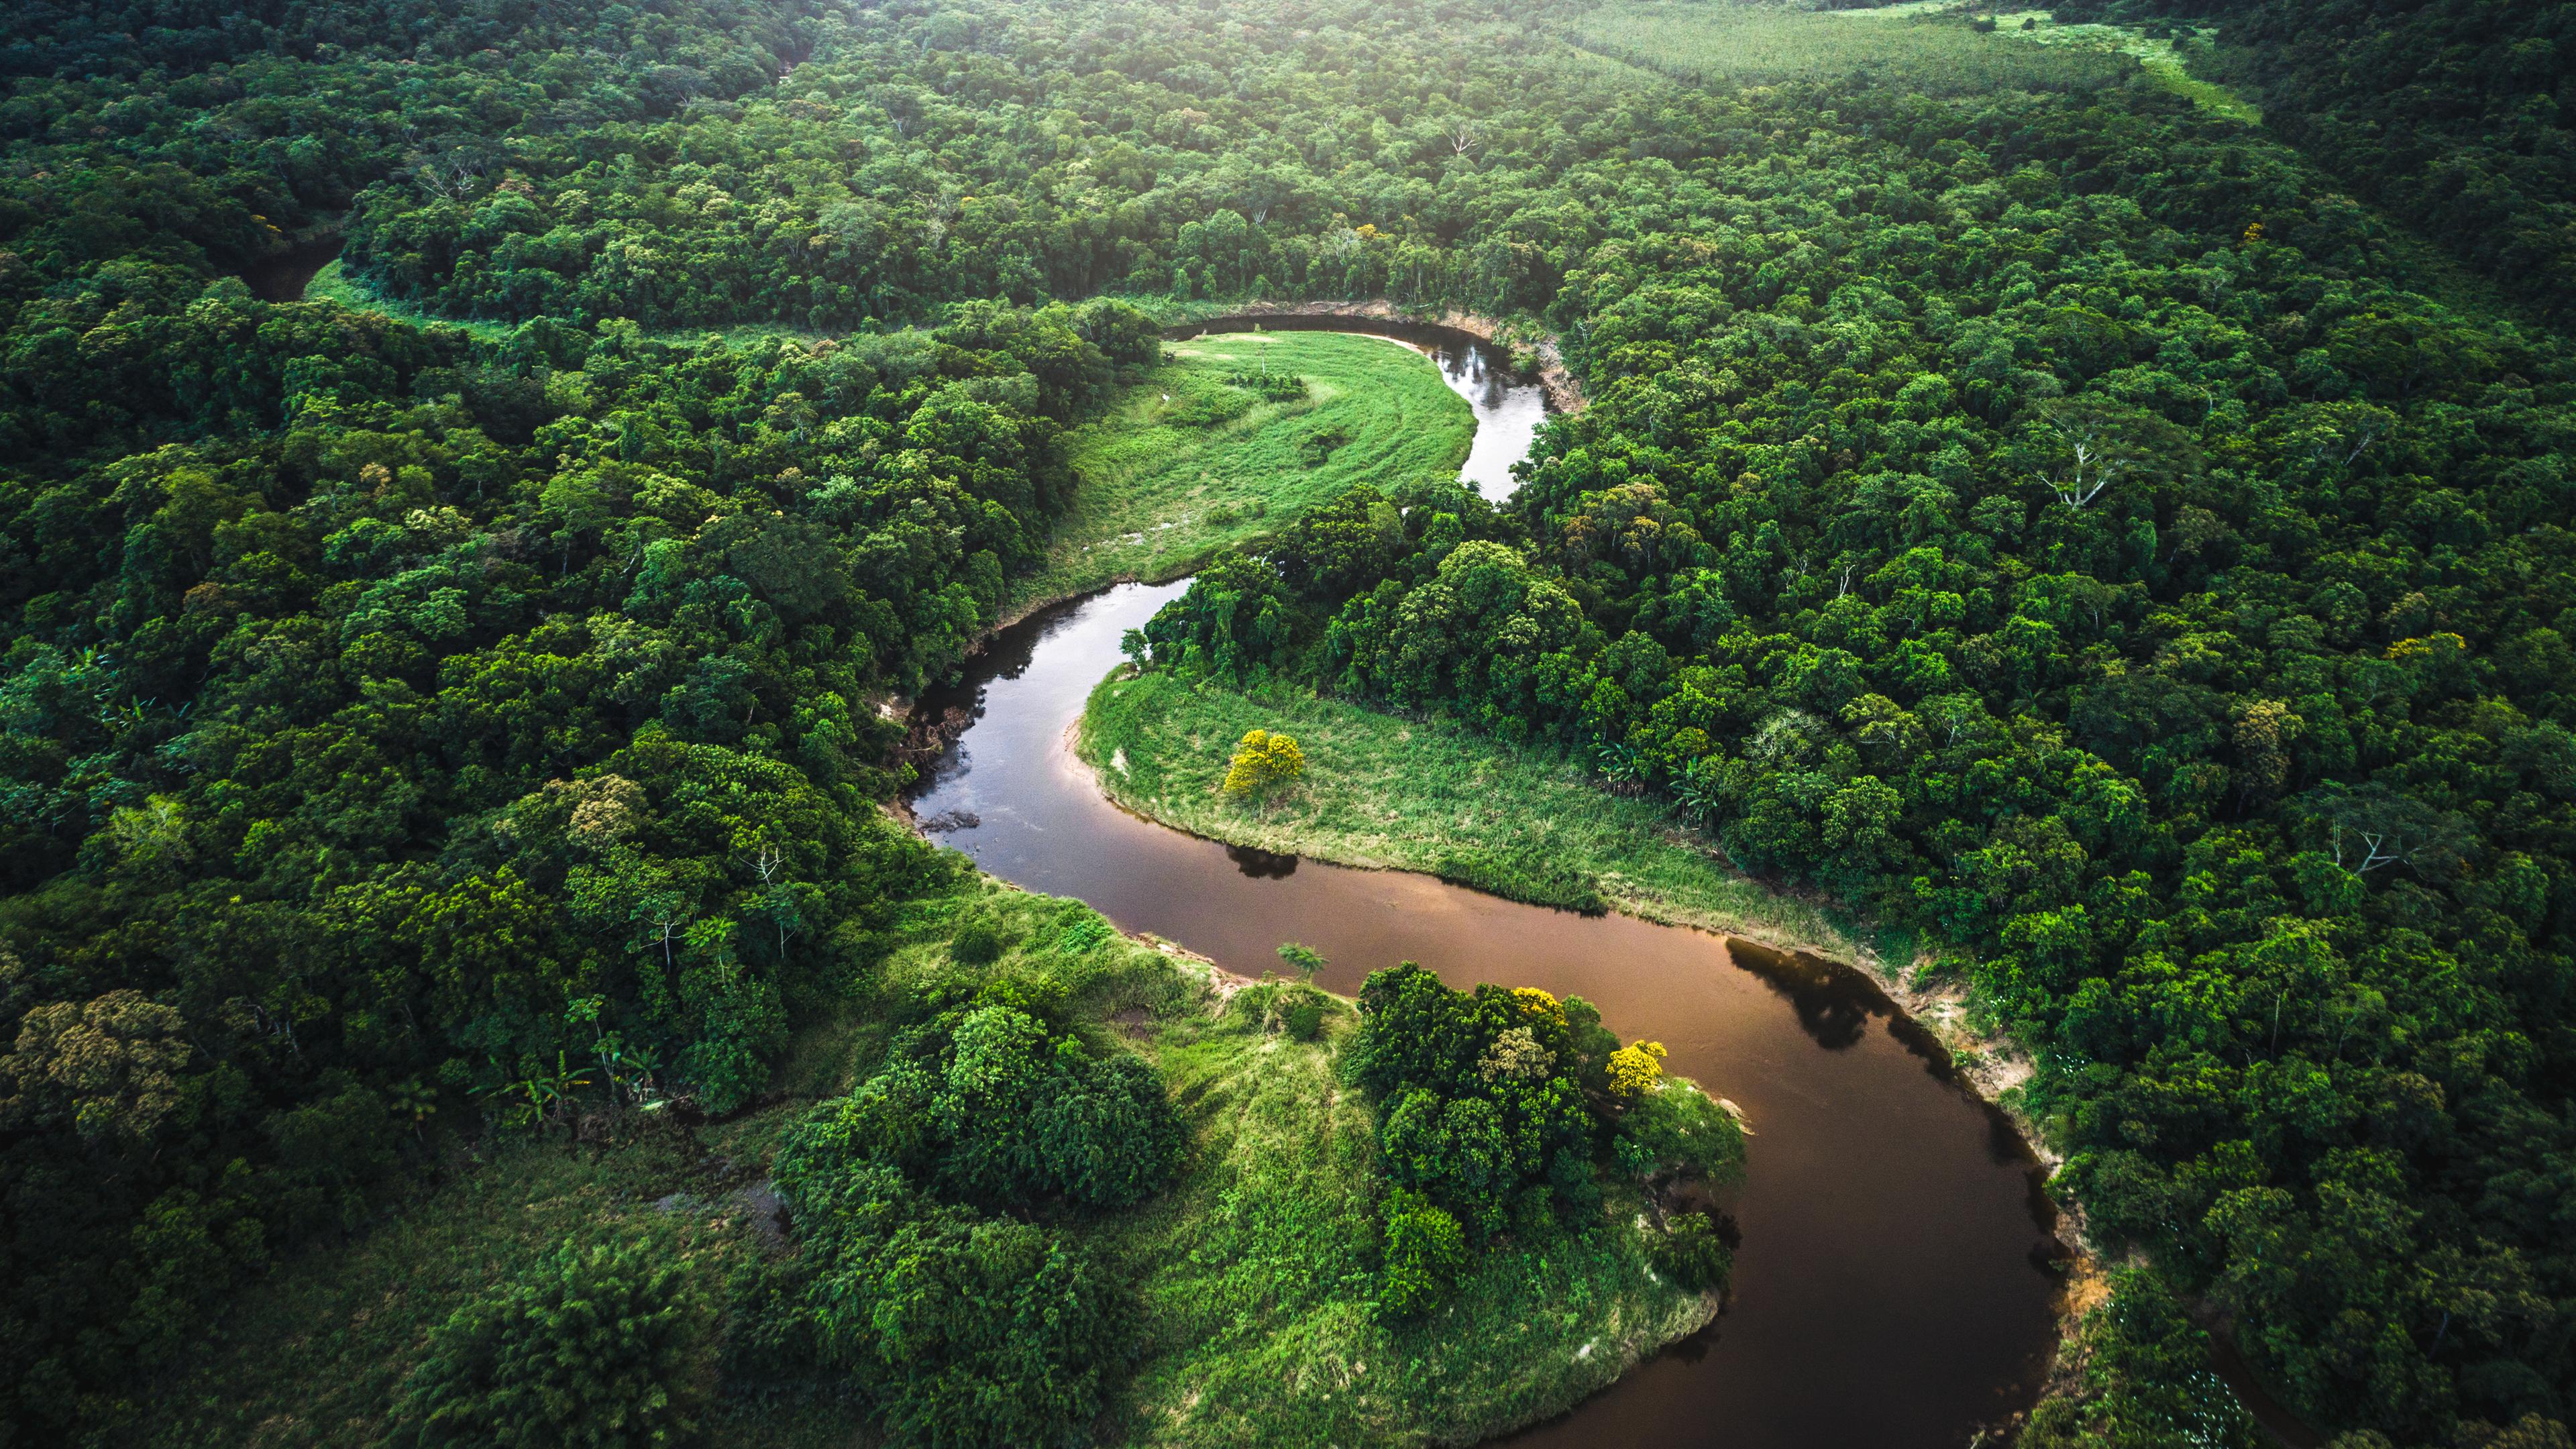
xmin=912 ymin=325 xmax=2066 ymax=1446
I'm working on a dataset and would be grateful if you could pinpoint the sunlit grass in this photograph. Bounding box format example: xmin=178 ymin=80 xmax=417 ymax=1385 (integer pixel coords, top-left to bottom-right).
xmin=1574 ymin=1 xmax=2127 ymax=95
xmin=304 ymin=257 xmax=830 ymax=349
xmin=1079 ymin=667 xmax=1904 ymax=969
xmin=1026 ymin=330 xmax=1473 ymax=609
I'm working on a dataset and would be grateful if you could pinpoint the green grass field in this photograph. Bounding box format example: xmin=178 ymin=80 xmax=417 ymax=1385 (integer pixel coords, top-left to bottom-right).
xmin=305 ymin=257 xmax=829 ymax=349
xmin=137 ymin=883 xmax=1705 ymax=1448
xmin=1023 ymin=330 xmax=1473 ymax=609
xmin=1079 ymin=668 xmax=1901 ymax=969
xmin=1574 ymin=1 xmax=2128 ymax=95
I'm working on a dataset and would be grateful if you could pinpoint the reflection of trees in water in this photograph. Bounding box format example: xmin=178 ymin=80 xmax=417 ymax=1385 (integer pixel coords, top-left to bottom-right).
xmin=1227 ymin=843 xmax=1298 ymax=878
xmin=902 ymin=594 xmax=1087 ymax=794
xmin=1727 ymin=939 xmax=1875 ymax=1051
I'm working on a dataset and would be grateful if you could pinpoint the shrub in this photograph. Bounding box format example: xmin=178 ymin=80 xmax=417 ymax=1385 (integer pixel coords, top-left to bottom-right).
xmin=1283 ymin=990 xmax=1326 ymax=1042
xmin=773 ymin=1156 xmax=1132 ymax=1449
xmin=950 ymin=920 xmax=1003 ymax=965
xmin=1649 ymin=1211 xmax=1732 ymax=1292
xmin=1605 ymin=1040 xmax=1667 ymax=1098
xmin=389 ymin=1236 xmax=712 ymax=1449
xmin=1221 ymin=728 xmax=1306 ymax=800
xmin=1222 ymin=369 xmax=1307 ymax=402
xmin=1378 ymin=1187 xmax=1469 ymax=1320
xmin=1613 ymin=1079 xmax=1745 ymax=1185
xmin=794 ymin=1000 xmax=1185 ymax=1214
xmin=1299 ymin=423 xmax=1350 ymax=465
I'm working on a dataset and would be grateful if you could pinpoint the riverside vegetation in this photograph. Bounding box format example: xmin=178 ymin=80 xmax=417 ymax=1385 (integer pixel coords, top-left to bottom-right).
xmin=133 ymin=885 xmax=1742 ymax=1448
xmin=1027 ymin=329 xmax=1473 ymax=605
xmin=2 ymin=0 xmax=2573 ymax=1444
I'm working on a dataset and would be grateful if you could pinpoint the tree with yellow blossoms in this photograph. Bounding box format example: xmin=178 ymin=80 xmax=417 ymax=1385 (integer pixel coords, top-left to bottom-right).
xmin=1605 ymin=1039 xmax=1668 ymax=1098
xmin=1221 ymin=728 xmax=1306 ymax=801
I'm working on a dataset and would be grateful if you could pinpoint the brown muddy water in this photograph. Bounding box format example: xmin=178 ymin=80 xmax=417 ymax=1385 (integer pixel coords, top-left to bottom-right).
xmin=907 ymin=580 xmax=2068 ymax=1448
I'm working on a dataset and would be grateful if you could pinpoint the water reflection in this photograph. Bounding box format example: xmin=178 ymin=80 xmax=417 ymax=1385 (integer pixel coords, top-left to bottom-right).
xmin=1226 ymin=843 xmax=1299 ymax=878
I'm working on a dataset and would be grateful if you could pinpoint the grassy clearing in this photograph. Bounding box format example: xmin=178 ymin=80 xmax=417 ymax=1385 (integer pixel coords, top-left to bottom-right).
xmin=140 ymin=881 xmax=1702 ymax=1448
xmin=305 ymin=258 xmax=829 ymax=350
xmin=1980 ymin=8 xmax=2260 ymax=123
xmin=1574 ymin=1 xmax=2128 ymax=95
xmin=1080 ymin=667 xmax=1902 ymax=969
xmin=1025 ymin=330 xmax=1473 ymax=608
xmin=131 ymin=1099 xmax=855 ymax=1449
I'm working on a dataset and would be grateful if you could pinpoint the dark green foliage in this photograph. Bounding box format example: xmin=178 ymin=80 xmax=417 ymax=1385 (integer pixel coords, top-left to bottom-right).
xmin=3 ymin=0 xmax=2572 ymax=1438
xmin=2065 ymin=0 xmax=2576 ymax=323
xmin=1351 ymin=965 xmax=1603 ymax=1238
xmin=1128 ymin=27 xmax=2576 ymax=1438
xmin=768 ymin=1152 xmax=1131 ymax=1449
xmin=763 ymin=980 xmax=1179 ymax=1446
xmin=1647 ymin=1212 xmax=1732 ymax=1295
xmin=0 ymin=118 xmax=1116 ymax=1432
xmin=950 ymin=921 xmax=1004 ymax=966
xmin=1224 ymin=370 xmax=1309 ymax=402
xmin=388 ymin=1234 xmax=714 ymax=1449
xmin=2023 ymin=1269 xmax=2265 ymax=1449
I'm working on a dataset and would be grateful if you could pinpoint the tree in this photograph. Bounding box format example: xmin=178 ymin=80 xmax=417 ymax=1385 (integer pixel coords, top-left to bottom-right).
xmin=2035 ymin=398 xmax=2199 ymax=509
xmin=1222 ymin=728 xmax=1307 ymax=800
xmin=389 ymin=1236 xmax=714 ymax=1449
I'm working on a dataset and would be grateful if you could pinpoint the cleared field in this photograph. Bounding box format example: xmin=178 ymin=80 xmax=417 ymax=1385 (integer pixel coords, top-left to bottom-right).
xmin=1573 ymin=1 xmax=2127 ymax=94
xmin=1025 ymin=329 xmax=1474 ymax=608
xmin=1078 ymin=667 xmax=1902 ymax=969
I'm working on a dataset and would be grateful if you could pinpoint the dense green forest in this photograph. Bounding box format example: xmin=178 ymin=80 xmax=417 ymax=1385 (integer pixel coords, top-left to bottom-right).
xmin=1 ymin=0 xmax=2571 ymax=1443
xmin=2058 ymin=0 xmax=2575 ymax=325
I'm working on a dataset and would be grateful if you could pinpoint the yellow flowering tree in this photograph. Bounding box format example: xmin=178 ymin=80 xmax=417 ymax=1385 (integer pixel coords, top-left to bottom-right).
xmin=1221 ymin=728 xmax=1306 ymax=800
xmin=1605 ymin=1039 xmax=1667 ymax=1099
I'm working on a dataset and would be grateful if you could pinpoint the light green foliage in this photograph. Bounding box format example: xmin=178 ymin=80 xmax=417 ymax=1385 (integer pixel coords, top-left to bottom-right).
xmin=388 ymin=1234 xmax=714 ymax=1449
xmin=1576 ymin=2 xmax=2129 ymax=94
xmin=1079 ymin=667 xmax=1888 ymax=957
xmin=1377 ymin=1188 xmax=1469 ymax=1320
xmin=1615 ymin=1079 xmax=1748 ymax=1189
xmin=1027 ymin=332 xmax=1472 ymax=604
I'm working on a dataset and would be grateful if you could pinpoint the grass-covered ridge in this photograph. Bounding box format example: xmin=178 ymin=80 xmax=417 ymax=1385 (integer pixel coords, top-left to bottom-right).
xmin=1079 ymin=667 xmax=1894 ymax=967
xmin=1026 ymin=330 xmax=1474 ymax=607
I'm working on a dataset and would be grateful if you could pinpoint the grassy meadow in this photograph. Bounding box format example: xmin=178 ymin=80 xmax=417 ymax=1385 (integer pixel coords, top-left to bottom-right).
xmin=1079 ymin=669 xmax=1900 ymax=969
xmin=1024 ymin=329 xmax=1474 ymax=608
xmin=136 ymin=881 xmax=1707 ymax=1448
xmin=1573 ymin=1 xmax=2128 ymax=95
xmin=305 ymin=257 xmax=830 ymax=349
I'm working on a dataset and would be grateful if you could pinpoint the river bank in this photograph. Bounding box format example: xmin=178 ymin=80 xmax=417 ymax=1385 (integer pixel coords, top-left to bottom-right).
xmin=1070 ymin=659 xmax=2120 ymax=1434
xmin=902 ymin=580 xmax=2068 ymax=1447
xmin=1165 ymin=298 xmax=1587 ymax=415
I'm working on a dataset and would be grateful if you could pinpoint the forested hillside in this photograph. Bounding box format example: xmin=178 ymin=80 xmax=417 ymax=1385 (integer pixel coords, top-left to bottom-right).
xmin=1 ymin=0 xmax=2570 ymax=1444
xmin=2060 ymin=0 xmax=2575 ymax=325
